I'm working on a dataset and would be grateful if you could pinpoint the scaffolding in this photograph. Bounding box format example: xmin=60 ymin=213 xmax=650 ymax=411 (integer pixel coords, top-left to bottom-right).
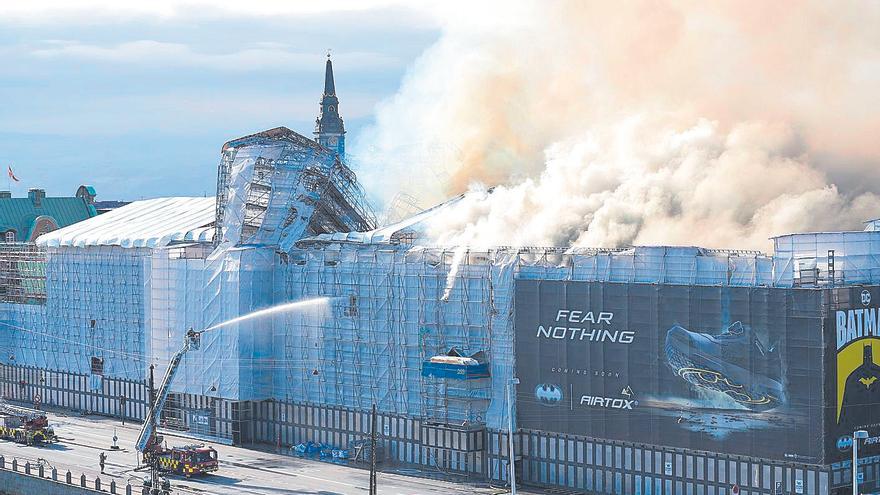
xmin=0 ymin=245 xmax=149 ymax=381
xmin=308 ymin=163 xmax=376 ymax=235
xmin=381 ymin=193 xmax=424 ymax=226
xmin=3 ymin=225 xmax=880 ymax=435
xmin=0 ymin=243 xmax=46 ymax=304
xmin=277 ymin=246 xmax=502 ymax=427
xmin=270 ymin=242 xmax=810 ymax=430
xmin=772 ymin=231 xmax=880 ymax=287
xmin=214 ymin=127 xmax=376 ymax=249
xmin=213 ymin=149 xmax=235 ymax=246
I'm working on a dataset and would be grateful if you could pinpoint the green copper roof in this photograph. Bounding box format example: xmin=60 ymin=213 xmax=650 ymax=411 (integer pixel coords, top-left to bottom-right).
xmin=0 ymin=195 xmax=96 ymax=242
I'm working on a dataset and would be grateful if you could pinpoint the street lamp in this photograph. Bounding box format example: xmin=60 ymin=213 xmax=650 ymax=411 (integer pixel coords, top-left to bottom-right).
xmin=853 ymin=430 xmax=868 ymax=495
xmin=506 ymin=377 xmax=520 ymax=495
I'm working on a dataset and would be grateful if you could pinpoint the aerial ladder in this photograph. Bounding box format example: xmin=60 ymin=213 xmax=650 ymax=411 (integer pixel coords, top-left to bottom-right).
xmin=136 ymin=329 xmax=218 ymax=494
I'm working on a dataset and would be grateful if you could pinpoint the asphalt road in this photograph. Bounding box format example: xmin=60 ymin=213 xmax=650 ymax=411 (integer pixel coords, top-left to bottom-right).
xmin=0 ymin=410 xmax=519 ymax=495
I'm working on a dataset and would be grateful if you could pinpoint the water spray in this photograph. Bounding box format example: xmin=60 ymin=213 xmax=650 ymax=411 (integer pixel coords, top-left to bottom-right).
xmin=202 ymin=297 xmax=330 ymax=333
xmin=136 ymin=296 xmax=333 ymax=458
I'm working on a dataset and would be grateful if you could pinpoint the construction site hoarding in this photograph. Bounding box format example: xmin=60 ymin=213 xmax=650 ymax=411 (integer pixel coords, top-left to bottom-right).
xmin=514 ymin=280 xmax=826 ymax=463
xmin=824 ymin=285 xmax=880 ymax=464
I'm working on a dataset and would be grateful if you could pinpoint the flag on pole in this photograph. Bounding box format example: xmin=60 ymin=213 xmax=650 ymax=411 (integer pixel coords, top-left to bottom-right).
xmin=7 ymin=166 xmax=19 ymax=182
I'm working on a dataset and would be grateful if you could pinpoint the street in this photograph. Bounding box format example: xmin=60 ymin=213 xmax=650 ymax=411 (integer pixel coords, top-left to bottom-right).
xmin=0 ymin=409 xmax=516 ymax=495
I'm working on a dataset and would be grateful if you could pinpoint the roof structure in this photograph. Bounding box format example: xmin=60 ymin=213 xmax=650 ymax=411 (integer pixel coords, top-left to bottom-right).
xmin=215 ymin=126 xmax=375 ymax=249
xmin=222 ymin=126 xmax=320 ymax=153
xmin=298 ymin=194 xmax=465 ymax=246
xmin=36 ymin=197 xmax=216 ymax=248
xmin=0 ymin=189 xmax=96 ymax=242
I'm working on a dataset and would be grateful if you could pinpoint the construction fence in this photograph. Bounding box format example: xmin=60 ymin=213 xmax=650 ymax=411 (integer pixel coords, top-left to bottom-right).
xmin=0 ymin=360 xmax=853 ymax=494
xmin=0 ymin=364 xmax=147 ymax=422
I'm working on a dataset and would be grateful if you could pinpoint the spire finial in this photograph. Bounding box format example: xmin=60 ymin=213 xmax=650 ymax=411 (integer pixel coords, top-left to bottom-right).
xmin=323 ymin=53 xmax=336 ymax=96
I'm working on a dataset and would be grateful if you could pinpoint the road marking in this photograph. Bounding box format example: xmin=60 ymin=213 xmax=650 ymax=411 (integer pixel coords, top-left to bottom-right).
xmin=217 ymin=459 xmax=364 ymax=489
xmin=57 ymin=439 xmax=112 ymax=451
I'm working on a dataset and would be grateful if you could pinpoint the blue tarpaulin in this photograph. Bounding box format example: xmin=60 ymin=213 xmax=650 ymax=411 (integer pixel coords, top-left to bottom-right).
xmin=422 ymin=361 xmax=490 ymax=380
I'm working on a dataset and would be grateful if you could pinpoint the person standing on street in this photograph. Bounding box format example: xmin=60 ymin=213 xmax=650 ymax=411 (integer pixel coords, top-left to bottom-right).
xmin=99 ymin=452 xmax=106 ymax=474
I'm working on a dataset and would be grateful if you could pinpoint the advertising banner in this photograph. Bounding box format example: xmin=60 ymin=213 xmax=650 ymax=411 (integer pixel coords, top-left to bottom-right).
xmin=514 ymin=280 xmax=826 ymax=462
xmin=824 ymin=286 xmax=880 ymax=463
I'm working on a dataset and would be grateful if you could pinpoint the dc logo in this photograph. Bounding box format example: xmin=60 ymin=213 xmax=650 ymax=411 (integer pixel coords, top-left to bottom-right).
xmin=862 ymin=290 xmax=872 ymax=306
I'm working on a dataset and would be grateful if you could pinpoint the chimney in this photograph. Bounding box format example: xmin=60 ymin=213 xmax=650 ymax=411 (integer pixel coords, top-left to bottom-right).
xmin=0 ymin=191 xmax=10 ymax=199
xmin=28 ymin=188 xmax=45 ymax=208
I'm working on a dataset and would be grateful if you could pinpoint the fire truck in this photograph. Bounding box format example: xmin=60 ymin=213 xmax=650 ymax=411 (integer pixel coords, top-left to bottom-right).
xmin=137 ymin=330 xmax=219 ymax=478
xmin=0 ymin=402 xmax=57 ymax=446
xmin=145 ymin=443 xmax=218 ymax=478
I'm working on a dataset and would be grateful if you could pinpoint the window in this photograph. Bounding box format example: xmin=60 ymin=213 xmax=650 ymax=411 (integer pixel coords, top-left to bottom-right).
xmin=4 ymin=231 xmax=14 ymax=243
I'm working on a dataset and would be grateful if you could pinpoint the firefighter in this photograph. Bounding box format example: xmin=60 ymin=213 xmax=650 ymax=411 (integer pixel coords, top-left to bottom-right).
xmin=99 ymin=451 xmax=107 ymax=474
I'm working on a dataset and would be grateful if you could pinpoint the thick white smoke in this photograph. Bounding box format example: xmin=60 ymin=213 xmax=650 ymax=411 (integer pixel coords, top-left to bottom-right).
xmin=354 ymin=1 xmax=880 ymax=250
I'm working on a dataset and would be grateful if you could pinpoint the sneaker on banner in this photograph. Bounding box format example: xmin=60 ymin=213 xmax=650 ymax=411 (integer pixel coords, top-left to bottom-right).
xmin=665 ymin=321 xmax=784 ymax=411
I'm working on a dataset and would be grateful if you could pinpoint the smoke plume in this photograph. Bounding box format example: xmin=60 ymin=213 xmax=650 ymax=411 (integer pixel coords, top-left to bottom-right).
xmin=354 ymin=1 xmax=880 ymax=250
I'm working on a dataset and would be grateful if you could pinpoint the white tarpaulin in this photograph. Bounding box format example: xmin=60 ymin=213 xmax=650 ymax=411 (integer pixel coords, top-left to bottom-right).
xmin=37 ymin=197 xmax=215 ymax=248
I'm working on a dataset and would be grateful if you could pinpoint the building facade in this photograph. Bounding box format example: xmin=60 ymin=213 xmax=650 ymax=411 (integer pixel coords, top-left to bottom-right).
xmin=0 ymin=59 xmax=877 ymax=495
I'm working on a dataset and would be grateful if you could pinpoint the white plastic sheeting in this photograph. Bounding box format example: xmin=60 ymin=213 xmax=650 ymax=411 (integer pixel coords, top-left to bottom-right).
xmin=276 ymin=245 xmax=498 ymax=425
xmin=37 ymin=197 xmax=215 ymax=248
xmin=217 ymin=138 xmax=340 ymax=249
xmin=0 ymin=302 xmax=47 ymax=368
xmin=1 ymin=246 xmax=151 ymax=381
xmin=216 ymin=143 xmax=284 ymax=246
xmin=772 ymin=231 xmax=880 ymax=286
xmin=518 ymin=246 xmax=773 ymax=286
xmin=0 ymin=242 xmax=278 ymax=402
xmin=148 ymin=246 xmax=275 ymax=401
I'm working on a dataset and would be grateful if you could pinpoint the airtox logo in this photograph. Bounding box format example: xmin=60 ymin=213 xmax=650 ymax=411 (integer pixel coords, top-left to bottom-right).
xmin=863 ymin=290 xmax=872 ymax=307
xmin=838 ymin=435 xmax=854 ymax=451
xmin=535 ymin=383 xmax=564 ymax=406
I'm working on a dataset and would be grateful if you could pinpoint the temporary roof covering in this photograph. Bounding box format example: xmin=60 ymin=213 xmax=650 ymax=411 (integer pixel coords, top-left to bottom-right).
xmin=36 ymin=197 xmax=216 ymax=248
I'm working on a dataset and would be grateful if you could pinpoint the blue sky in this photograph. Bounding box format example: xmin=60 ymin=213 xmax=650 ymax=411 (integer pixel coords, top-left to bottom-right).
xmin=0 ymin=3 xmax=440 ymax=200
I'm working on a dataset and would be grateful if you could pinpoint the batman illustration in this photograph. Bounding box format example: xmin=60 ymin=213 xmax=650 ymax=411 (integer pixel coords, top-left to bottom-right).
xmin=535 ymin=383 xmax=564 ymax=406
xmin=840 ymin=344 xmax=880 ymax=427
